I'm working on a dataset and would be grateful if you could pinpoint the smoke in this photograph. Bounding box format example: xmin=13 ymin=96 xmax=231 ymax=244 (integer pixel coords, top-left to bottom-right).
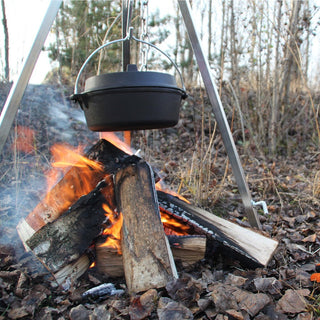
xmin=0 ymin=84 xmax=98 ymax=244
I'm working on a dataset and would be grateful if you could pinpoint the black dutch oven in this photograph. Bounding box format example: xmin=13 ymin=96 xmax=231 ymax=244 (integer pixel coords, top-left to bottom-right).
xmin=71 ymin=33 xmax=187 ymax=132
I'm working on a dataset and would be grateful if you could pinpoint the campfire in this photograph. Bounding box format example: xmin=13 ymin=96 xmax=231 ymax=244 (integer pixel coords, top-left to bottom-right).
xmin=16 ymin=134 xmax=278 ymax=294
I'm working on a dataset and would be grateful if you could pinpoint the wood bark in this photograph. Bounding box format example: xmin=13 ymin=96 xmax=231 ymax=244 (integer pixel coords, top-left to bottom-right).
xmin=157 ymin=191 xmax=278 ymax=268
xmin=115 ymin=157 xmax=178 ymax=293
xmin=26 ymin=179 xmax=110 ymax=273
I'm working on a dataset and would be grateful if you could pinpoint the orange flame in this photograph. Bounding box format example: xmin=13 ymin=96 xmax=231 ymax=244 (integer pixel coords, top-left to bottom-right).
xmin=160 ymin=209 xmax=191 ymax=236
xmin=100 ymin=132 xmax=133 ymax=155
xmin=44 ymin=144 xmax=104 ymax=215
xmin=99 ymin=204 xmax=123 ymax=254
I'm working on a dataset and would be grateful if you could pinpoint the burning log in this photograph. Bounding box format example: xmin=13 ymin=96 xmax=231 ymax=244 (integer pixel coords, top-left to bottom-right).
xmin=157 ymin=191 xmax=278 ymax=268
xmin=26 ymin=180 xmax=109 ymax=273
xmin=95 ymin=235 xmax=206 ymax=278
xmin=114 ymin=157 xmax=178 ymax=293
xmin=19 ymin=139 xmax=130 ymax=236
xmin=16 ymin=139 xmax=130 ymax=287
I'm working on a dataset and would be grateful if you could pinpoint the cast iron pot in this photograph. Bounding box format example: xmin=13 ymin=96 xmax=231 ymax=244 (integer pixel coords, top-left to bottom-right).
xmin=71 ymin=64 xmax=187 ymax=131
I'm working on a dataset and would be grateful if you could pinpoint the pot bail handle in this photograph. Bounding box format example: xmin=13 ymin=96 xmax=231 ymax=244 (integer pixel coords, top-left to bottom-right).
xmin=73 ymin=27 xmax=186 ymax=96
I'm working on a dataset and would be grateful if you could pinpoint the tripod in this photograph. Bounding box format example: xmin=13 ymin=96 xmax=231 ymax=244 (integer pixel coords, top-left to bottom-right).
xmin=0 ymin=0 xmax=262 ymax=229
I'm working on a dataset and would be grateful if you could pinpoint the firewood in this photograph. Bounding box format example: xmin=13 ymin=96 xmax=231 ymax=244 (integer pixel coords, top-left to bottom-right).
xmin=157 ymin=191 xmax=278 ymax=268
xmin=168 ymin=235 xmax=206 ymax=265
xmin=26 ymin=180 xmax=109 ymax=274
xmin=95 ymin=243 xmax=124 ymax=278
xmin=95 ymin=235 xmax=206 ymax=278
xmin=114 ymin=157 xmax=178 ymax=293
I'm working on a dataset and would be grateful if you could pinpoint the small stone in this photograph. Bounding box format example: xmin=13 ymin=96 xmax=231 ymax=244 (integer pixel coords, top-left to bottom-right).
xmin=69 ymin=305 xmax=90 ymax=320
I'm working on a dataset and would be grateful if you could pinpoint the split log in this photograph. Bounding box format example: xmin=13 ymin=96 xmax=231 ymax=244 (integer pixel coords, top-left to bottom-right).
xmin=95 ymin=235 xmax=206 ymax=278
xmin=114 ymin=157 xmax=178 ymax=293
xmin=168 ymin=235 xmax=206 ymax=265
xmin=157 ymin=191 xmax=278 ymax=268
xmin=24 ymin=179 xmax=111 ymax=286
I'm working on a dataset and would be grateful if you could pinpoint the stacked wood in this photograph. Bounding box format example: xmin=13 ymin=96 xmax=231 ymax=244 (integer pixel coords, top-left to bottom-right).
xmin=16 ymin=138 xmax=279 ymax=293
xmin=18 ymin=139 xmax=130 ymax=237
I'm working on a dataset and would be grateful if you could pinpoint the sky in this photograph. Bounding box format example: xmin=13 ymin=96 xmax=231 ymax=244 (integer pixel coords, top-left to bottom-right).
xmin=1 ymin=0 xmax=56 ymax=83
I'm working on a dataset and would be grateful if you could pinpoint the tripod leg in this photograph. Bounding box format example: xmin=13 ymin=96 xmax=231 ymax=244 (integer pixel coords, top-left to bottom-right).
xmin=178 ymin=0 xmax=261 ymax=229
xmin=0 ymin=0 xmax=62 ymax=153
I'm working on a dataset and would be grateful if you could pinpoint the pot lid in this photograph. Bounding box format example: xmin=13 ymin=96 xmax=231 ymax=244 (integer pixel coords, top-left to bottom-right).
xmin=83 ymin=64 xmax=183 ymax=93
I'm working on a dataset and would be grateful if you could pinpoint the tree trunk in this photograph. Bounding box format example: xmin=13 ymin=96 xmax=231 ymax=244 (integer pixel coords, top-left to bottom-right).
xmin=1 ymin=0 xmax=9 ymax=81
xmin=270 ymin=0 xmax=282 ymax=155
xmin=279 ymin=0 xmax=302 ymax=108
xmin=208 ymin=0 xmax=213 ymax=61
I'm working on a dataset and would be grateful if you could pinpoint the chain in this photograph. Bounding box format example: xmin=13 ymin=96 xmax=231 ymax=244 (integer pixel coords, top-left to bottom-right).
xmin=140 ymin=0 xmax=149 ymax=70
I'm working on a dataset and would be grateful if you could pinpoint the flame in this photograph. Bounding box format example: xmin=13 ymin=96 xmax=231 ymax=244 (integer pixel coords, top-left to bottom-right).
xmin=12 ymin=126 xmax=35 ymax=153
xmin=100 ymin=132 xmax=133 ymax=155
xmin=42 ymin=139 xmax=191 ymax=255
xmin=44 ymin=144 xmax=104 ymax=214
xmin=99 ymin=203 xmax=123 ymax=254
xmin=160 ymin=209 xmax=191 ymax=236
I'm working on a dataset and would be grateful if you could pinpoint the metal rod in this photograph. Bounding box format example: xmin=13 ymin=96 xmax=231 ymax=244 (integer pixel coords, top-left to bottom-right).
xmin=122 ymin=0 xmax=133 ymax=71
xmin=178 ymin=0 xmax=261 ymax=229
xmin=0 ymin=0 xmax=62 ymax=154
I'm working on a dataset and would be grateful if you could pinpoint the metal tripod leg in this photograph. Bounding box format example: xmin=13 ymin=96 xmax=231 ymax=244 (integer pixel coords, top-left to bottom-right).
xmin=0 ymin=0 xmax=62 ymax=154
xmin=178 ymin=0 xmax=261 ymax=229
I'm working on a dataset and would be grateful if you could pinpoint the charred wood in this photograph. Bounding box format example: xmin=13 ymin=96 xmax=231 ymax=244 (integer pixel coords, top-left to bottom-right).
xmin=157 ymin=191 xmax=278 ymax=268
xmin=26 ymin=180 xmax=110 ymax=273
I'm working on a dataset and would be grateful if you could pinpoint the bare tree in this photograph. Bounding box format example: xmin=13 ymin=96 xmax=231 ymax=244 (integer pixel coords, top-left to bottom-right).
xmin=1 ymin=0 xmax=9 ymax=81
xmin=270 ymin=0 xmax=282 ymax=155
